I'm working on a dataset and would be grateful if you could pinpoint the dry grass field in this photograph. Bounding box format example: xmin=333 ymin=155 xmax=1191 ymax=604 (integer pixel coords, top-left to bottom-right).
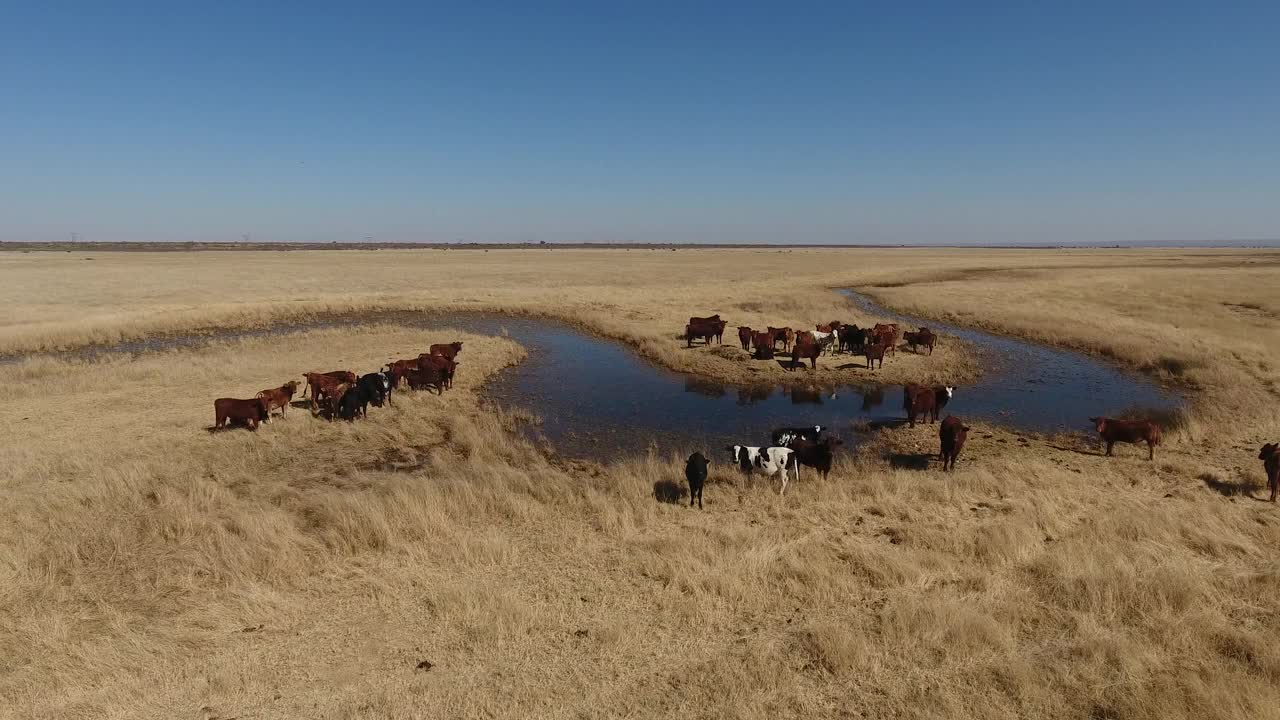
xmin=3 ymin=247 xmax=1280 ymax=719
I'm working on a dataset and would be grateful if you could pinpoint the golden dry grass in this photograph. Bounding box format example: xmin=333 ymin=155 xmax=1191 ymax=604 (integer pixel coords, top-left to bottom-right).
xmin=3 ymin=247 xmax=1280 ymax=719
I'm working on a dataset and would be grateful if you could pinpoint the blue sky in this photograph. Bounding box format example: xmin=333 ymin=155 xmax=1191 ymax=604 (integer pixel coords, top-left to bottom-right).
xmin=1 ymin=2 xmax=1277 ymax=244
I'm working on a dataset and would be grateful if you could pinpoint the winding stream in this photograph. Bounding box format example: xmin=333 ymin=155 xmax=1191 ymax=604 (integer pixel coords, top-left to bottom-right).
xmin=3 ymin=291 xmax=1181 ymax=460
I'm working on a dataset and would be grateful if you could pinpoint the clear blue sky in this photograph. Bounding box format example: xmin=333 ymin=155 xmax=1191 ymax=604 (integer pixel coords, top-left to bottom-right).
xmin=2 ymin=2 xmax=1277 ymax=245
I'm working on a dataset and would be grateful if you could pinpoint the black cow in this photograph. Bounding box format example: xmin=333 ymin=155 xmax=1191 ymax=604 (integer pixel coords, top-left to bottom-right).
xmin=838 ymin=325 xmax=868 ymax=354
xmin=772 ymin=425 xmax=824 ymax=447
xmin=358 ymin=372 xmax=393 ymax=408
xmin=338 ymin=384 xmax=373 ymax=421
xmin=789 ymin=437 xmax=843 ymax=479
xmin=685 ymin=452 xmax=711 ymax=509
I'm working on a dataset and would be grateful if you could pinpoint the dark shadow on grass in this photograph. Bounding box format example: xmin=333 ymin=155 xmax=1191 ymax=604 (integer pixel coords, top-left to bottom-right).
xmin=1200 ymin=472 xmax=1262 ymax=498
xmin=888 ymin=452 xmax=932 ymax=471
xmin=1047 ymin=444 xmax=1105 ymax=457
xmin=653 ymin=480 xmax=688 ymax=504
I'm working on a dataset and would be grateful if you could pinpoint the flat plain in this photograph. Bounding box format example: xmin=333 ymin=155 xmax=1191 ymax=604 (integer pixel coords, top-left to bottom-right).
xmin=3 ymin=247 xmax=1280 ymax=720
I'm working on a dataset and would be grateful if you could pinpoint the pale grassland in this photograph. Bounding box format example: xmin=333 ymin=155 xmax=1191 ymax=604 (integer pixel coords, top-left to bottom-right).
xmin=2 ymin=248 xmax=1280 ymax=719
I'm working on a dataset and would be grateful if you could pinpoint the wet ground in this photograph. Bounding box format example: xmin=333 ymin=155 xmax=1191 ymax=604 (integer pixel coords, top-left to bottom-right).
xmin=3 ymin=291 xmax=1181 ymax=460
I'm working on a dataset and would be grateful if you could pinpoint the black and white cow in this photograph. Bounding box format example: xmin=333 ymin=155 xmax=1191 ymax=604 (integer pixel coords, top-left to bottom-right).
xmin=725 ymin=445 xmax=798 ymax=495
xmin=772 ymin=425 xmax=824 ymax=448
xmin=358 ymin=372 xmax=394 ymax=408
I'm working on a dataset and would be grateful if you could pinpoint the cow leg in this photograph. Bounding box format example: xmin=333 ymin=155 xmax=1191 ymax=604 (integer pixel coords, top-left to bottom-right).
xmin=1148 ymin=442 xmax=1155 ymax=461
xmin=1270 ymin=472 xmax=1278 ymax=502
xmin=1105 ymin=441 xmax=1113 ymax=456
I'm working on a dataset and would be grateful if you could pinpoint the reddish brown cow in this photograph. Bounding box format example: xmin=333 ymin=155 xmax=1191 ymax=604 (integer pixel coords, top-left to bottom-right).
xmin=816 ymin=321 xmax=843 ymax=334
xmin=1090 ymin=417 xmax=1161 ymax=460
xmin=873 ymin=323 xmax=899 ymax=356
xmin=939 ymin=415 xmax=970 ymax=471
xmin=302 ymin=372 xmax=352 ymax=413
xmin=863 ymin=342 xmax=886 ymax=369
xmin=686 ymin=318 xmax=727 ymax=347
xmin=1260 ymin=443 xmax=1280 ymax=502
xmin=790 ymin=334 xmax=820 ymax=370
xmin=404 ymin=365 xmax=447 ymax=394
xmin=256 ymin=380 xmax=300 ymax=421
xmin=903 ymin=384 xmax=954 ymax=427
xmin=737 ymin=326 xmax=754 ymax=351
xmin=214 ymin=397 xmax=269 ymax=430
xmin=789 ymin=437 xmax=844 ymax=478
xmin=418 ymin=353 xmax=458 ymax=390
xmin=766 ymin=326 xmax=791 ymax=352
xmin=752 ymin=331 xmax=775 ymax=359
xmin=430 ymin=341 xmax=463 ymax=360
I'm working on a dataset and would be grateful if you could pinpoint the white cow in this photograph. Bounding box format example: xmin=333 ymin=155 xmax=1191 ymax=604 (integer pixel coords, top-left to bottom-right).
xmin=726 ymin=444 xmax=799 ymax=495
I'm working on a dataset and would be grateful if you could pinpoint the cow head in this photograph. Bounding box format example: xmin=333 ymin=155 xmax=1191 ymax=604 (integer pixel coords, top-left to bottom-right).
xmin=1260 ymin=443 xmax=1279 ymax=461
xmin=686 ymin=452 xmax=711 ymax=472
xmin=813 ymin=425 xmax=823 ymax=434
xmin=1089 ymin=417 xmax=1107 ymax=433
xmin=943 ymin=386 xmax=955 ymax=400
xmin=283 ymin=380 xmax=300 ymax=394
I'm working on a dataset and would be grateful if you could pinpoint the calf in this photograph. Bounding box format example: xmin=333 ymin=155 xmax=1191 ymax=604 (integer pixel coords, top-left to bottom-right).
xmin=863 ymin=342 xmax=886 ymax=369
xmin=904 ymin=384 xmax=954 ymax=427
xmin=256 ymin=380 xmax=299 ymax=421
xmin=338 ymin=384 xmax=373 ymax=421
xmin=789 ymin=436 xmax=843 ymax=479
xmin=737 ymin=326 xmax=754 ymax=351
xmin=939 ymin=415 xmax=970 ymax=471
xmin=726 ymin=445 xmax=797 ymax=495
xmin=772 ymin=425 xmax=824 ymax=447
xmin=903 ymin=328 xmax=937 ymax=355
xmin=214 ymin=397 xmax=269 ymax=430
xmin=430 ymin=341 xmax=464 ymax=360
xmin=790 ymin=338 xmax=820 ymax=370
xmin=318 ymin=383 xmax=350 ymax=419
xmin=1089 ymin=417 xmax=1161 ymax=460
xmin=1260 ymin=443 xmax=1280 ymax=502
xmin=685 ymin=452 xmax=711 ymax=509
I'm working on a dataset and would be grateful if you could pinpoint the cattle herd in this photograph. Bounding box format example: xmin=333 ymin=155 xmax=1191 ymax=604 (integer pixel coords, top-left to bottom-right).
xmin=211 ymin=341 xmax=464 ymax=430
xmin=687 ymin=314 xmax=934 ymax=371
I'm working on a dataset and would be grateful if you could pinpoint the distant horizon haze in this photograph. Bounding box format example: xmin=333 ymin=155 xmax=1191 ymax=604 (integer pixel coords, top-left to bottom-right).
xmin=2 ymin=3 xmax=1277 ymax=246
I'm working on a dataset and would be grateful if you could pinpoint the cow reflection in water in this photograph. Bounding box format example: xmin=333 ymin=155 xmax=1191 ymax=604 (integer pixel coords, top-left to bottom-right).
xmin=861 ymin=387 xmax=885 ymax=412
xmin=784 ymin=385 xmax=840 ymax=405
xmin=737 ymin=386 xmax=774 ymax=405
xmin=684 ymin=377 xmax=728 ymax=398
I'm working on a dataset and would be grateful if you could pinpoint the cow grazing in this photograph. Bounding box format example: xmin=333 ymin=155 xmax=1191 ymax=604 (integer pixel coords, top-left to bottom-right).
xmin=752 ymin=331 xmax=775 ymax=360
xmin=772 ymin=425 xmax=824 ymax=447
xmin=214 ymin=397 xmax=269 ymax=430
xmin=863 ymin=342 xmax=887 ymax=369
xmin=685 ymin=452 xmax=711 ymax=509
xmin=256 ymin=380 xmax=299 ymax=421
xmin=357 ymin=372 xmax=393 ymax=407
xmin=903 ymin=328 xmax=937 ymax=355
xmin=726 ymin=445 xmax=798 ymax=494
xmin=737 ymin=326 xmax=754 ymax=351
xmin=430 ymin=341 xmax=463 ymax=360
xmin=904 ymin=384 xmax=954 ymax=427
xmin=1089 ymin=417 xmax=1161 ymax=460
xmin=1260 ymin=443 xmax=1280 ymax=502
xmin=338 ymin=384 xmax=373 ymax=421
xmin=939 ymin=415 xmax=970 ymax=471
xmin=686 ymin=318 xmax=727 ymax=347
xmin=789 ymin=437 xmax=843 ymax=479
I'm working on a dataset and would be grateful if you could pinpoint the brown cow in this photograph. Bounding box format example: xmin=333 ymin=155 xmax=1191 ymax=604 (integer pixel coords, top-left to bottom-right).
xmin=863 ymin=342 xmax=886 ymax=369
xmin=790 ymin=334 xmax=820 ymax=370
xmin=903 ymin=384 xmax=954 ymax=427
xmin=939 ymin=415 xmax=970 ymax=471
xmin=766 ymin=326 xmax=791 ymax=352
xmin=1260 ymin=443 xmax=1280 ymax=502
xmin=788 ymin=436 xmax=844 ymax=478
xmin=418 ymin=353 xmax=458 ymax=390
xmin=303 ymin=372 xmax=353 ymax=413
xmin=903 ymin=328 xmax=937 ymax=355
xmin=686 ymin=318 xmax=727 ymax=347
xmin=1090 ymin=417 xmax=1161 ymax=460
xmin=256 ymin=380 xmax=300 ymax=421
xmin=816 ymin=321 xmax=843 ymax=334
xmin=737 ymin=326 xmax=754 ymax=351
xmin=213 ymin=397 xmax=269 ymax=430
xmin=873 ymin=323 xmax=899 ymax=356
xmin=752 ymin=331 xmax=775 ymax=359
xmin=430 ymin=341 xmax=463 ymax=360
xmin=404 ymin=364 xmax=447 ymax=394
